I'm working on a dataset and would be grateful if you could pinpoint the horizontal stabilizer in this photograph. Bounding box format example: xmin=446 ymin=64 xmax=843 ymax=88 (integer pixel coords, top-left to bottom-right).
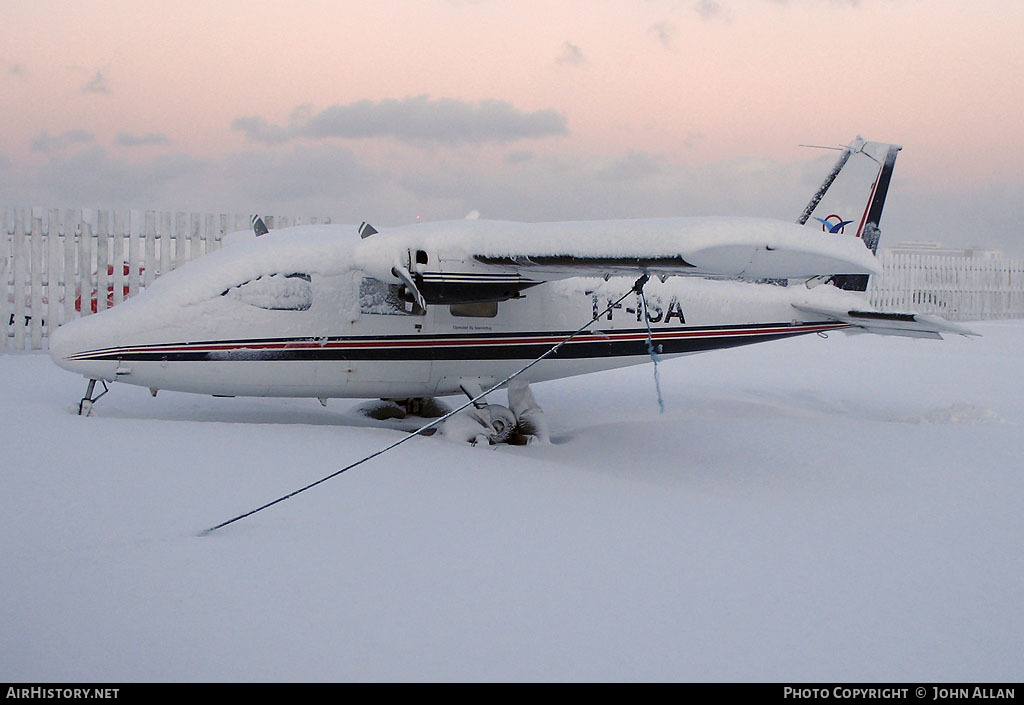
xmin=793 ymin=304 xmax=978 ymax=339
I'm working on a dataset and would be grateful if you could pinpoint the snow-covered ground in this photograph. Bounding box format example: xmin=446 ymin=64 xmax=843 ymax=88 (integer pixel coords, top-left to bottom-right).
xmin=2 ymin=322 xmax=1022 ymax=682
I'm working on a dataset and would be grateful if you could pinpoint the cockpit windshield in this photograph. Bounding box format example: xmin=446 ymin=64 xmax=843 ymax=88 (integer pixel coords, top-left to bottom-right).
xmin=358 ymin=277 xmax=425 ymax=316
xmin=222 ymin=273 xmax=312 ymax=311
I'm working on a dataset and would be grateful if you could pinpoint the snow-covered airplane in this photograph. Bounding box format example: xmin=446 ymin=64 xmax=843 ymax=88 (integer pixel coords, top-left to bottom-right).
xmin=50 ymin=137 xmax=972 ymax=442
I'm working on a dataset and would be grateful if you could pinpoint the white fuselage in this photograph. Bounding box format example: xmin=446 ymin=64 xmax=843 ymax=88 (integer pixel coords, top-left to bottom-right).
xmin=50 ymin=251 xmax=853 ymax=400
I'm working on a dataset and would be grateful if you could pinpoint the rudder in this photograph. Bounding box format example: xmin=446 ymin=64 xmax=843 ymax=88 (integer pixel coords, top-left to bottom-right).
xmin=798 ymin=137 xmax=901 ymax=291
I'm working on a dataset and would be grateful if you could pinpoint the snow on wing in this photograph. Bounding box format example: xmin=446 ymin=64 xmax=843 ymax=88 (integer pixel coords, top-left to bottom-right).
xmin=359 ymin=216 xmax=881 ymax=283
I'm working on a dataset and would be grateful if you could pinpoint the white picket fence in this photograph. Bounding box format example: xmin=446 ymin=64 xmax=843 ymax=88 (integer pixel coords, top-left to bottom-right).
xmin=868 ymin=250 xmax=1024 ymax=321
xmin=3 ymin=206 xmax=1023 ymax=350
xmin=2 ymin=207 xmax=331 ymax=351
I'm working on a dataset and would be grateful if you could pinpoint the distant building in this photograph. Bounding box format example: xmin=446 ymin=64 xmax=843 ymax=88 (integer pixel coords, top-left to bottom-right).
xmin=871 ymin=241 xmax=1024 ymax=321
xmin=883 ymin=241 xmax=1003 ymax=259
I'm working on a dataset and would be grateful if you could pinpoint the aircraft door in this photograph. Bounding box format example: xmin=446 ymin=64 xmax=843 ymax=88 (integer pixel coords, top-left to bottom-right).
xmin=346 ymin=277 xmax=433 ymax=395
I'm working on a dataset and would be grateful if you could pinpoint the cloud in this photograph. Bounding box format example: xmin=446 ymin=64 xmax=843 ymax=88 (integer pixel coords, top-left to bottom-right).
xmin=82 ymin=71 xmax=109 ymax=94
xmin=232 ymin=96 xmax=568 ymax=146
xmin=7 ymin=144 xmax=844 ymax=235
xmin=230 ymin=116 xmax=291 ymax=145
xmin=694 ymin=0 xmax=731 ymax=21
xmin=649 ymin=21 xmax=677 ymax=48
xmin=32 ymin=146 xmax=206 ymax=206
xmin=30 ymin=130 xmax=95 ymax=153
xmin=754 ymin=0 xmax=865 ymax=9
xmin=503 ymin=150 xmax=534 ymax=165
xmin=223 ymin=143 xmax=371 ymax=205
xmin=6 ymin=131 xmax=1020 ymax=257
xmin=9 ymin=63 xmax=26 ymax=76
xmin=598 ymin=152 xmax=663 ymax=182
xmin=882 ymin=181 xmax=1024 ymax=256
xmin=115 ymin=131 xmax=171 ymax=147
xmin=555 ymin=41 xmax=587 ymax=66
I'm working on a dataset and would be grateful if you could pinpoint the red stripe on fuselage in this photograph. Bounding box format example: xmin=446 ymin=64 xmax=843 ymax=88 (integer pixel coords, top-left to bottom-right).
xmin=67 ymin=323 xmax=849 ymax=360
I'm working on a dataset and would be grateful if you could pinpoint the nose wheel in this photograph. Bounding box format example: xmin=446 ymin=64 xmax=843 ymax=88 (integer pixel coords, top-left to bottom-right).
xmin=78 ymin=379 xmax=109 ymax=416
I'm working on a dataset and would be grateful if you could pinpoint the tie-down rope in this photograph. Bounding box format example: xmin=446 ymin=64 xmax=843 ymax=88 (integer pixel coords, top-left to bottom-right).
xmin=200 ymin=274 xmax=654 ymax=535
xmin=639 ymin=288 xmax=665 ymax=414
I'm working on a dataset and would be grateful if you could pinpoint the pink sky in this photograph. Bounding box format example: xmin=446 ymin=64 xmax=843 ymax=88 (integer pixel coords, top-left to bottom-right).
xmin=2 ymin=0 xmax=1022 ymax=252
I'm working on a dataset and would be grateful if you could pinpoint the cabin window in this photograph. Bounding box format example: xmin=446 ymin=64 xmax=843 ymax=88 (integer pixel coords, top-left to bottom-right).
xmin=449 ymin=301 xmax=498 ymax=318
xmin=359 ymin=278 xmax=425 ymax=316
xmin=222 ymin=273 xmax=312 ymax=311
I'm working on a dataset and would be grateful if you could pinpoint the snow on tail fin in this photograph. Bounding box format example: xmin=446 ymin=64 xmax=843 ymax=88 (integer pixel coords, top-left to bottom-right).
xmin=798 ymin=137 xmax=901 ymax=291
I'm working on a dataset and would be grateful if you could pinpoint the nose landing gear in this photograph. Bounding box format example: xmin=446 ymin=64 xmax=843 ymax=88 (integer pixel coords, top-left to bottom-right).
xmin=78 ymin=379 xmax=109 ymax=416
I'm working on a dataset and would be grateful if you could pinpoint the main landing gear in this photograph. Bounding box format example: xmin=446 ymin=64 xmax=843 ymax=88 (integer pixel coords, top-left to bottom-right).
xmin=355 ymin=380 xmax=550 ymax=446
xmin=357 ymin=396 xmax=453 ymax=423
xmin=455 ymin=379 xmax=550 ymax=446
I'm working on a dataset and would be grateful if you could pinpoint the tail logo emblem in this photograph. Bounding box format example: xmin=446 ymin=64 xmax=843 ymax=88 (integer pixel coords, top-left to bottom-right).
xmin=815 ymin=214 xmax=854 ymax=234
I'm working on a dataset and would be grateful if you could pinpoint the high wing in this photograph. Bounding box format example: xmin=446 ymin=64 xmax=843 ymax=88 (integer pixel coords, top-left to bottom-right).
xmin=792 ymin=303 xmax=978 ymax=339
xmin=354 ymin=217 xmax=881 ymax=305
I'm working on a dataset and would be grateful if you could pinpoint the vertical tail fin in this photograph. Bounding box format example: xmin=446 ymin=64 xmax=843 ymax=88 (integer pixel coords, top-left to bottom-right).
xmin=798 ymin=137 xmax=901 ymax=291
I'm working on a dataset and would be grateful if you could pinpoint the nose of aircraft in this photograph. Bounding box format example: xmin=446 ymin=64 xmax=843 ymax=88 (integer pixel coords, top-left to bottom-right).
xmin=48 ymin=317 xmax=76 ymax=365
xmin=49 ymin=312 xmax=119 ymax=380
